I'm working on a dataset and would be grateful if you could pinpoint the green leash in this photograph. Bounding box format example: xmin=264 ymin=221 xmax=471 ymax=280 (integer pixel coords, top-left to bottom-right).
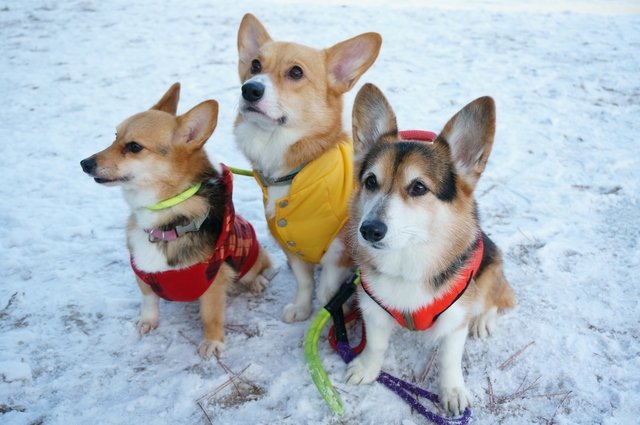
xmin=305 ymin=308 xmax=344 ymax=414
xmin=143 ymin=166 xmax=252 ymax=211
xmin=228 ymin=166 xmax=254 ymax=176
xmin=304 ymin=271 xmax=362 ymax=415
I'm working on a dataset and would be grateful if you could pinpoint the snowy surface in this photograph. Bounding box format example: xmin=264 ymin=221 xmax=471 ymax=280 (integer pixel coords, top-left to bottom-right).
xmin=1 ymin=1 xmax=639 ymax=424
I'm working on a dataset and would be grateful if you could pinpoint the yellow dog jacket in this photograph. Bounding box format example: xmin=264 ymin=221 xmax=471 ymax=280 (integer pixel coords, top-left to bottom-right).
xmin=254 ymin=140 xmax=353 ymax=264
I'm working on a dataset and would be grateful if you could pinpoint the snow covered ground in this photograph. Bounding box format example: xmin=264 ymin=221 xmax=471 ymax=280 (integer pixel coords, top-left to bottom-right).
xmin=1 ymin=1 xmax=639 ymax=424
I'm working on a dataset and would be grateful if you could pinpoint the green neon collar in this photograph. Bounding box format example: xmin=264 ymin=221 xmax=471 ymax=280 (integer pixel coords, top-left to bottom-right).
xmin=144 ymin=182 xmax=202 ymax=210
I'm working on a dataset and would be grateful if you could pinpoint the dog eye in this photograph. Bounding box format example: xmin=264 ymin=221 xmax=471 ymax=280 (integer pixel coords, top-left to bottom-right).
xmin=409 ymin=181 xmax=428 ymax=197
xmin=251 ymin=60 xmax=262 ymax=74
xmin=289 ymin=66 xmax=303 ymax=80
xmin=126 ymin=142 xmax=143 ymax=153
xmin=364 ymin=175 xmax=377 ymax=191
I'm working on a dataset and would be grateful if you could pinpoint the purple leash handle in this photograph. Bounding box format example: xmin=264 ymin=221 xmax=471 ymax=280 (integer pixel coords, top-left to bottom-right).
xmin=336 ymin=341 xmax=472 ymax=425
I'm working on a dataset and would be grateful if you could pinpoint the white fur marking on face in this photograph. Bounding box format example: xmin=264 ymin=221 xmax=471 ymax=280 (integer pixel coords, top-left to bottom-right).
xmin=239 ymin=75 xmax=284 ymax=128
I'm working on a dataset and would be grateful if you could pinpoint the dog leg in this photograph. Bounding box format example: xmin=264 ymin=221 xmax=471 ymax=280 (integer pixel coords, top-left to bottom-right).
xmin=197 ymin=268 xmax=232 ymax=359
xmin=317 ymin=238 xmax=353 ymax=306
xmin=239 ymin=246 xmax=274 ymax=295
xmin=437 ymin=325 xmax=472 ymax=416
xmin=134 ymin=276 xmax=160 ymax=334
xmin=345 ymin=295 xmax=395 ymax=385
xmin=282 ymin=248 xmax=316 ymax=323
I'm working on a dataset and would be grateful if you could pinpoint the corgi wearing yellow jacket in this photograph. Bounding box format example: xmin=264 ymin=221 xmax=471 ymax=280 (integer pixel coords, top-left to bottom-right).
xmin=234 ymin=13 xmax=382 ymax=322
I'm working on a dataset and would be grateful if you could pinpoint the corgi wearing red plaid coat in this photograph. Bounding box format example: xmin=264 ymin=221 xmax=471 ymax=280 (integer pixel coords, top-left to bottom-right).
xmin=344 ymin=84 xmax=515 ymax=416
xmin=80 ymin=83 xmax=273 ymax=359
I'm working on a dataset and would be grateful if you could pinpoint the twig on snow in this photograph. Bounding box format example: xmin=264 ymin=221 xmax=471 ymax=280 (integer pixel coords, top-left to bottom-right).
xmin=178 ymin=330 xmax=198 ymax=347
xmin=547 ymin=391 xmax=572 ymax=424
xmin=499 ymin=341 xmax=535 ymax=371
xmin=418 ymin=349 xmax=438 ymax=384
xmin=486 ymin=377 xmax=497 ymax=413
xmin=196 ymin=399 xmax=214 ymax=425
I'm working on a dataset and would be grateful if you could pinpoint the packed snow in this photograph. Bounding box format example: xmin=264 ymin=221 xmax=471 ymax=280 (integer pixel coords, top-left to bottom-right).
xmin=1 ymin=0 xmax=639 ymax=424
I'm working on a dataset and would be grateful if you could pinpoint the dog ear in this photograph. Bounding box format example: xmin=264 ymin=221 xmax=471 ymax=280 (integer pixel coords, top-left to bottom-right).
xmin=174 ymin=100 xmax=219 ymax=150
xmin=326 ymin=33 xmax=382 ymax=94
xmin=237 ymin=14 xmax=272 ymax=78
xmin=437 ymin=96 xmax=496 ymax=191
xmin=151 ymin=82 xmax=180 ymax=115
xmin=352 ymin=83 xmax=398 ymax=161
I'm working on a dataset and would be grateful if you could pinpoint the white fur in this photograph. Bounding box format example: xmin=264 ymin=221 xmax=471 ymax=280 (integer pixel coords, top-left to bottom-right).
xmin=347 ymin=278 xmax=474 ymax=416
xmin=135 ymin=291 xmax=160 ymax=334
xmin=128 ymin=227 xmax=172 ymax=272
xmin=318 ymin=237 xmax=353 ymax=306
xmin=281 ymin=249 xmax=315 ymax=323
xmin=124 ymin=173 xmax=224 ymax=274
xmin=235 ymin=76 xmax=307 ymax=219
xmin=197 ymin=340 xmax=226 ymax=359
xmin=349 ymin=160 xmax=481 ymax=416
xmin=234 ymin=59 xmax=354 ymax=323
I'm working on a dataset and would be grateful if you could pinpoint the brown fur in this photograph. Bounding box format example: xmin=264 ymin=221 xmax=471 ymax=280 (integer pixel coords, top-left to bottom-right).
xmin=236 ymin=13 xmax=382 ymax=170
xmin=82 ymin=83 xmax=273 ymax=358
xmin=344 ymin=84 xmax=515 ymax=415
xmin=350 ymin=84 xmax=514 ymax=308
xmin=234 ymin=14 xmax=382 ymax=323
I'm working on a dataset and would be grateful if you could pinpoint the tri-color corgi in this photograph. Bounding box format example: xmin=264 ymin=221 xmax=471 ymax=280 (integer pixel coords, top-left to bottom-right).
xmin=344 ymin=84 xmax=516 ymax=415
xmin=80 ymin=83 xmax=273 ymax=359
xmin=234 ymin=13 xmax=382 ymax=323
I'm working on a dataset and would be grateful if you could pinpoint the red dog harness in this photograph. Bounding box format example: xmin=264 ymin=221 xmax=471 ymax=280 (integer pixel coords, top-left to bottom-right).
xmin=361 ymin=232 xmax=484 ymax=331
xmin=131 ymin=165 xmax=260 ymax=302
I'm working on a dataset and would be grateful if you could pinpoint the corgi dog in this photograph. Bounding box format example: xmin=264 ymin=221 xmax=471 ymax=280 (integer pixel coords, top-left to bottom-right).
xmin=80 ymin=83 xmax=273 ymax=359
xmin=234 ymin=13 xmax=382 ymax=323
xmin=344 ymin=84 xmax=516 ymax=416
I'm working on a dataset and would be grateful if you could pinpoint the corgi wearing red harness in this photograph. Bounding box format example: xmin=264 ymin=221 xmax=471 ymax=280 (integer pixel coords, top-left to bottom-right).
xmin=234 ymin=14 xmax=382 ymax=323
xmin=80 ymin=83 xmax=273 ymax=359
xmin=344 ymin=84 xmax=515 ymax=416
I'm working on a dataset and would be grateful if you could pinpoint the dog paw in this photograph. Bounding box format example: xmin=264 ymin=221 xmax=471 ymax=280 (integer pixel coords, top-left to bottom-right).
xmin=282 ymin=302 xmax=313 ymax=323
xmin=345 ymin=357 xmax=380 ymax=385
xmin=135 ymin=317 xmax=158 ymax=335
xmin=469 ymin=307 xmax=497 ymax=339
xmin=197 ymin=339 xmax=226 ymax=359
xmin=439 ymin=386 xmax=472 ymax=417
xmin=248 ymin=275 xmax=268 ymax=296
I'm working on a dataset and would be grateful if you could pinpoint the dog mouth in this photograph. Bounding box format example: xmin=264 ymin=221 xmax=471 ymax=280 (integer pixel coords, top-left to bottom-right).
xmin=242 ymin=105 xmax=287 ymax=126
xmin=94 ymin=176 xmax=130 ymax=185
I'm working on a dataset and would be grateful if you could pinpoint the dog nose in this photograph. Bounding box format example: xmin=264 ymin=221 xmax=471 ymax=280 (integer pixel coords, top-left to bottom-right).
xmin=360 ymin=220 xmax=387 ymax=243
xmin=242 ymin=81 xmax=265 ymax=102
xmin=80 ymin=157 xmax=96 ymax=173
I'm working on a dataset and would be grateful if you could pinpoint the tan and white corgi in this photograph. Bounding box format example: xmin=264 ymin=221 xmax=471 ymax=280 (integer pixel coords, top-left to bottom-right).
xmin=80 ymin=83 xmax=273 ymax=359
xmin=344 ymin=84 xmax=516 ymax=416
xmin=234 ymin=13 xmax=382 ymax=323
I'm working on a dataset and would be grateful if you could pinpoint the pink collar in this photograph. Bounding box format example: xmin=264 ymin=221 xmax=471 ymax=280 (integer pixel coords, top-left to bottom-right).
xmin=145 ymin=208 xmax=209 ymax=242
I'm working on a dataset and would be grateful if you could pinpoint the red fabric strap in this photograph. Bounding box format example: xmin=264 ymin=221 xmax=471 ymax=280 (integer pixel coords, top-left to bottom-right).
xmin=399 ymin=130 xmax=437 ymax=142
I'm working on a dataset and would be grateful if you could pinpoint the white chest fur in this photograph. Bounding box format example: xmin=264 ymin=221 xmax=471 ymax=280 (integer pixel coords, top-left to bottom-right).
xmin=128 ymin=228 xmax=172 ymax=273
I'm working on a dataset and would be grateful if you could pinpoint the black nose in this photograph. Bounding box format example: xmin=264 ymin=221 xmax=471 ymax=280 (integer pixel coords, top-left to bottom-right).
xmin=241 ymin=81 xmax=265 ymax=102
xmin=360 ymin=220 xmax=387 ymax=243
xmin=80 ymin=157 xmax=96 ymax=173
